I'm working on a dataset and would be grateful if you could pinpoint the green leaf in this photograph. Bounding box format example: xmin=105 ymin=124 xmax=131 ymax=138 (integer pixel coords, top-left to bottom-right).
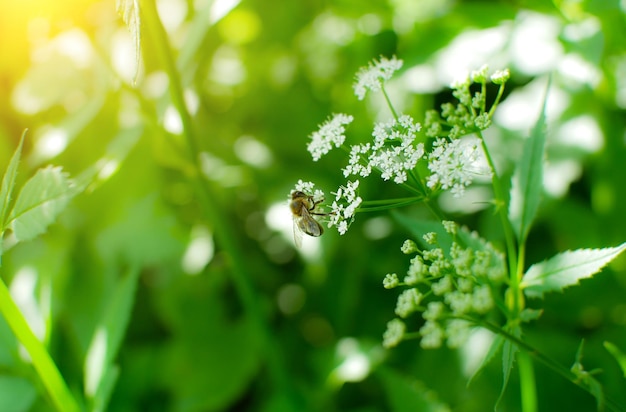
xmin=7 ymin=166 xmax=74 ymax=243
xmin=85 ymin=267 xmax=140 ymax=412
xmin=521 ymin=243 xmax=626 ymax=299
xmin=604 ymin=341 xmax=626 ymax=378
xmin=519 ymin=308 xmax=543 ymax=323
xmin=508 ymin=77 xmax=551 ymax=244
xmin=571 ymin=340 xmax=605 ymax=411
xmin=116 ymin=0 xmax=141 ymax=83
xmin=468 ymin=333 xmax=502 ymax=387
xmin=495 ymin=338 xmax=518 ymax=410
xmin=0 ymin=131 xmax=26 ymax=232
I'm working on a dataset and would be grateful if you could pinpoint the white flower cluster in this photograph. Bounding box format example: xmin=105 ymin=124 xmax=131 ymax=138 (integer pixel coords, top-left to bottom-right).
xmin=307 ymin=113 xmax=354 ymax=161
xmin=426 ymin=137 xmax=490 ymax=197
xmin=382 ymin=222 xmax=506 ymax=349
xmin=327 ymin=179 xmax=362 ymax=235
xmin=343 ymin=115 xmax=424 ymax=184
xmin=293 ymin=179 xmax=325 ymax=204
xmin=295 ymin=62 xmax=512 ymax=239
xmin=353 ymin=55 xmax=403 ymax=100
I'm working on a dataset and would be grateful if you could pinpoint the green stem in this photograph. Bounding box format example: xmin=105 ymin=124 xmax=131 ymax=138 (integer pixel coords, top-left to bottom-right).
xmin=0 ymin=277 xmax=80 ymax=412
xmin=475 ymin=130 xmax=518 ymax=307
xmin=479 ymin=79 xmax=487 ymax=114
xmin=358 ymin=198 xmax=423 ymax=213
xmin=142 ymin=0 xmax=296 ymax=407
xmin=362 ymin=197 xmax=423 ymax=206
xmin=472 ymin=318 xmax=625 ymax=412
xmin=488 ymin=83 xmax=506 ymax=118
xmin=518 ymin=350 xmax=537 ymax=412
xmin=381 ymin=87 xmax=399 ymax=120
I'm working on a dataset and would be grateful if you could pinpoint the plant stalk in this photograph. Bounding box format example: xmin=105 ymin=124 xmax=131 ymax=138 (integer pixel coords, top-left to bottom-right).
xmin=142 ymin=0 xmax=296 ymax=407
xmin=0 ymin=277 xmax=80 ymax=412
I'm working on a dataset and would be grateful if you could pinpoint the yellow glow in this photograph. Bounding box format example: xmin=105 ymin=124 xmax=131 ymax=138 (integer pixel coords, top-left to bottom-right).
xmin=217 ymin=8 xmax=261 ymax=45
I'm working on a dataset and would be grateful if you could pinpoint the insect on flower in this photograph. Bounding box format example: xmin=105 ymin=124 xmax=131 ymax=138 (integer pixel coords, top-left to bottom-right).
xmin=289 ymin=190 xmax=328 ymax=248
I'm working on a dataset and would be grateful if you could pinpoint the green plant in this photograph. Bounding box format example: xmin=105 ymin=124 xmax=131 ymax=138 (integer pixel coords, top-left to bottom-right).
xmin=0 ymin=131 xmax=81 ymax=411
xmin=293 ymin=58 xmax=626 ymax=411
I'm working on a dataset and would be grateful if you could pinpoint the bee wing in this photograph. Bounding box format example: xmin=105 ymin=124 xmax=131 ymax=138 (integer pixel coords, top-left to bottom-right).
xmin=297 ymin=209 xmax=323 ymax=237
xmin=293 ymin=216 xmax=303 ymax=249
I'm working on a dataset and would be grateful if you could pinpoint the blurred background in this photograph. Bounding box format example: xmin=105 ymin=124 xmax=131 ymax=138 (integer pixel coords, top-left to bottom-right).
xmin=1 ymin=0 xmax=626 ymax=411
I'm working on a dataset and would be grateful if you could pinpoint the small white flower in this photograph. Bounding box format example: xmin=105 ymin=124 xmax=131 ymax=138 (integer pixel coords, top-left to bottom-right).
xmin=294 ymin=179 xmax=315 ymax=194
xmin=383 ymin=318 xmax=406 ymax=348
xmin=328 ymin=180 xmax=362 ymax=235
xmin=343 ymin=115 xmax=424 ymax=185
xmin=426 ymin=137 xmax=489 ymax=198
xmin=342 ymin=143 xmax=372 ymax=178
xmin=337 ymin=220 xmax=348 ymax=235
xmin=353 ymin=55 xmax=403 ymax=100
xmin=307 ymin=113 xmax=354 ymax=161
xmin=293 ymin=180 xmax=325 ymax=203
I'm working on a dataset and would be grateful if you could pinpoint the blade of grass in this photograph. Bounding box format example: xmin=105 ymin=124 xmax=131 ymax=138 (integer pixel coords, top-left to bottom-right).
xmin=0 ymin=276 xmax=79 ymax=412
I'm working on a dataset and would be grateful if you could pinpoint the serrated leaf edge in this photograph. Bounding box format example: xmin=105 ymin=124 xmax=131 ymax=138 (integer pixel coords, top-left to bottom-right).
xmin=521 ymin=243 xmax=626 ymax=298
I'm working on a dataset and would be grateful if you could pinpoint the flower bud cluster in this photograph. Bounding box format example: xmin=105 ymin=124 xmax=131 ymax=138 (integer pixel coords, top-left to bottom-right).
xmin=382 ymin=222 xmax=506 ymax=349
xmin=424 ymin=65 xmax=510 ymax=140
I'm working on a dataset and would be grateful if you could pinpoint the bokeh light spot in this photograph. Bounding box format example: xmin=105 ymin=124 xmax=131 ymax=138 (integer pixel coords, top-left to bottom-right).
xmin=277 ymin=283 xmax=306 ymax=315
xmin=218 ymin=8 xmax=261 ymax=45
xmin=182 ymin=225 xmax=214 ymax=275
xmin=234 ymin=135 xmax=273 ymax=168
xmin=34 ymin=127 xmax=69 ymax=160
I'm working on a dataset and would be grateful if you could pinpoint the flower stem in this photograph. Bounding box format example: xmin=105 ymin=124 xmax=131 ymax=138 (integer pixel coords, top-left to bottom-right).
xmin=0 ymin=276 xmax=80 ymax=412
xmin=488 ymin=83 xmax=507 ymax=118
xmin=518 ymin=350 xmax=538 ymax=412
xmin=475 ymin=130 xmax=518 ymax=307
xmin=472 ymin=318 xmax=625 ymax=412
xmin=359 ymin=197 xmax=424 ymax=212
xmin=381 ymin=87 xmax=399 ymax=120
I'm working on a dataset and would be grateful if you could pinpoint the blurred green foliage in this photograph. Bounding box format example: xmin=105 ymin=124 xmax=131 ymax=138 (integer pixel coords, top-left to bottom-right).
xmin=0 ymin=0 xmax=626 ymax=411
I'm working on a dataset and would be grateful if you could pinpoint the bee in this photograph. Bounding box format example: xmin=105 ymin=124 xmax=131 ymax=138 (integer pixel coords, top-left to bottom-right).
xmin=290 ymin=190 xmax=327 ymax=248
